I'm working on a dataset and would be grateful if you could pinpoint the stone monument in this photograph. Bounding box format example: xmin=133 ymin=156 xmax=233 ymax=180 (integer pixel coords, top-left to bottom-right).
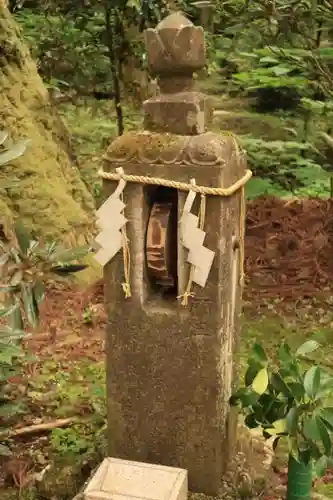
xmin=98 ymin=11 xmax=250 ymax=496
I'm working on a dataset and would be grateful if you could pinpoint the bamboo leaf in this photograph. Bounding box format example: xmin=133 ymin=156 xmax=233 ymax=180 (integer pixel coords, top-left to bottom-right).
xmin=20 ymin=282 xmax=39 ymax=329
xmin=10 ymin=301 xmax=23 ymax=331
xmin=0 ymin=305 xmax=18 ymax=319
xmin=32 ymin=282 xmax=45 ymax=305
xmin=14 ymin=221 xmax=32 ymax=256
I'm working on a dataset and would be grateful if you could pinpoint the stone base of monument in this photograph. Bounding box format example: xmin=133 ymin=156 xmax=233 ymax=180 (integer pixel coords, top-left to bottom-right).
xmin=84 ymin=457 xmax=188 ymax=500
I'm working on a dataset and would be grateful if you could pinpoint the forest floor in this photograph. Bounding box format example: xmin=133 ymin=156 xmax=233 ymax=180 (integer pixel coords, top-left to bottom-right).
xmin=3 ymin=97 xmax=333 ymax=499
xmin=2 ymin=279 xmax=333 ymax=500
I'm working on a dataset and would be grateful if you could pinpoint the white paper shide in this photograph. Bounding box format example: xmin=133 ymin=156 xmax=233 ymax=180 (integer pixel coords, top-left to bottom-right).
xmin=94 ymin=173 xmax=127 ymax=266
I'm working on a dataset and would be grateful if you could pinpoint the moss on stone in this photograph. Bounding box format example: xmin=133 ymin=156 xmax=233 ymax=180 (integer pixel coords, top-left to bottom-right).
xmin=105 ymin=131 xmax=184 ymax=160
xmin=0 ymin=6 xmax=95 ymax=243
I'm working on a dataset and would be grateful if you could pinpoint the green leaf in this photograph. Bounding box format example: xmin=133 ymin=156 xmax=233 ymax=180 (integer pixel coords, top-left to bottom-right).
xmin=0 ymin=305 xmax=18 ymax=319
xmin=245 ymin=362 xmax=261 ymax=386
xmin=259 ymin=56 xmax=279 ymax=64
xmin=278 ymin=343 xmax=293 ymax=363
xmin=251 ymin=343 xmax=267 ymax=364
xmin=10 ymin=269 xmax=23 ymax=286
xmin=245 ymin=413 xmax=258 ymax=429
xmin=320 ymin=132 xmax=333 ymax=151
xmin=51 ymin=264 xmax=87 ymax=275
xmin=252 ymin=368 xmax=269 ymax=395
xmin=303 ymin=416 xmax=321 ymax=442
xmin=320 ymin=408 xmax=333 ymax=431
xmin=286 ymin=407 xmax=299 ymax=435
xmin=0 ymin=402 xmax=24 ymax=418
xmin=0 ymin=139 xmax=30 ymax=166
xmin=14 ymin=221 xmax=32 ymax=256
xmin=303 ymin=366 xmax=321 ymax=399
xmin=271 ymin=66 xmax=292 ymax=76
xmin=10 ymin=301 xmax=23 ymax=331
xmin=296 ymin=340 xmax=320 ymax=357
xmin=33 ymin=282 xmax=45 ymax=305
xmin=316 ymin=455 xmax=329 ymax=478
xmin=288 ymin=436 xmax=299 ymax=460
xmin=50 ymin=245 xmax=91 ymax=263
xmin=21 ymin=282 xmax=39 ymax=328
xmin=288 ymin=382 xmax=305 ymax=400
xmin=272 ymin=418 xmax=287 ymax=433
xmin=317 ymin=417 xmax=331 ymax=454
xmin=230 ymin=388 xmax=258 ymax=407
xmin=0 ymin=253 xmax=8 ymax=267
xmin=0 ymin=327 xmax=26 ymax=340
xmin=0 ymin=344 xmax=23 ymax=363
xmin=271 ymin=372 xmax=291 ymax=396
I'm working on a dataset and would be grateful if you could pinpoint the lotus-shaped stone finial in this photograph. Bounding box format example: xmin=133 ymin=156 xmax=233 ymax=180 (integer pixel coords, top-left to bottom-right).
xmin=144 ymin=12 xmax=206 ymax=77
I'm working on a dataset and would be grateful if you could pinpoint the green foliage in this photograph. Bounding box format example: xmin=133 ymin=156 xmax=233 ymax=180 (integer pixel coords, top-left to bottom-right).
xmin=15 ymin=0 xmax=168 ymax=92
xmin=0 ymin=132 xmax=91 ymax=457
xmin=29 ymin=360 xmax=107 ymax=459
xmin=231 ymin=340 xmax=333 ymax=477
xmin=0 ymin=132 xmax=31 ymax=457
xmin=0 ymin=222 xmax=90 ymax=330
xmin=240 ymin=136 xmax=326 ymax=192
xmin=13 ymin=0 xmax=333 ymax=195
xmin=51 ymin=427 xmax=91 ymax=457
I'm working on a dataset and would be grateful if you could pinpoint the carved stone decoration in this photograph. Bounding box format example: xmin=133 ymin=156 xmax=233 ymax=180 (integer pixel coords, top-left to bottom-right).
xmin=144 ymin=12 xmax=205 ymax=77
xmin=146 ymin=202 xmax=177 ymax=289
xmin=104 ymin=131 xmax=242 ymax=166
xmin=142 ymin=12 xmax=210 ymax=135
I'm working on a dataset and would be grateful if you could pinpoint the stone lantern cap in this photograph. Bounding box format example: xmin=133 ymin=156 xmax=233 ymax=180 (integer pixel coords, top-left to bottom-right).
xmin=144 ymin=12 xmax=206 ymax=77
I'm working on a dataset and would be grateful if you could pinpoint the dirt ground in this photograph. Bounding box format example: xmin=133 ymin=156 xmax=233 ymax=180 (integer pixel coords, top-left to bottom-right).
xmin=245 ymin=196 xmax=333 ymax=300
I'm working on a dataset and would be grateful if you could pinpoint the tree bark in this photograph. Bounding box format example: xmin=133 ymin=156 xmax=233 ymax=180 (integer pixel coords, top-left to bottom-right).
xmin=0 ymin=5 xmax=95 ymax=244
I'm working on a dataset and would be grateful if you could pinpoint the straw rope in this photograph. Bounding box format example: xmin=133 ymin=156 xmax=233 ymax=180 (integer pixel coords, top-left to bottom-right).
xmin=99 ymin=168 xmax=252 ymax=303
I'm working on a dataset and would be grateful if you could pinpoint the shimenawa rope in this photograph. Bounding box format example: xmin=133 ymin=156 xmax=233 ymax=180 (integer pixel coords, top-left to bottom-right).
xmin=99 ymin=168 xmax=251 ymax=303
xmin=98 ymin=169 xmax=252 ymax=196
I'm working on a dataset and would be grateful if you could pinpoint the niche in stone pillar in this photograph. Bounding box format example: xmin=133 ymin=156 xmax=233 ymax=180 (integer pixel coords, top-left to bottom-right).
xmin=144 ymin=186 xmax=178 ymax=298
xmin=230 ymin=234 xmax=240 ymax=333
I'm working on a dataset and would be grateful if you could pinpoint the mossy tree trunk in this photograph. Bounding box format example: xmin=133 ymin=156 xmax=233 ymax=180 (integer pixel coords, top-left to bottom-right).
xmin=0 ymin=4 xmax=95 ymax=243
